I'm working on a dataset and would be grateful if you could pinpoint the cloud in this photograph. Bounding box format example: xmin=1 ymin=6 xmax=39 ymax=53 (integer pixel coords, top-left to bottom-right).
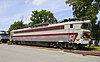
xmin=32 ymin=0 xmax=46 ymax=6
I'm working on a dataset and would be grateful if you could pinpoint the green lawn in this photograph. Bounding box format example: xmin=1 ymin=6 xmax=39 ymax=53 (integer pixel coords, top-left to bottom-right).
xmin=93 ymin=46 xmax=100 ymax=50
xmin=85 ymin=46 xmax=100 ymax=51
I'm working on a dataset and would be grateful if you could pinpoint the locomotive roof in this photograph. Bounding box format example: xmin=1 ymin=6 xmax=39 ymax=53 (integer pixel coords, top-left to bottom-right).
xmin=49 ymin=20 xmax=90 ymax=26
xmin=0 ymin=31 xmax=8 ymax=34
xmin=11 ymin=20 xmax=90 ymax=32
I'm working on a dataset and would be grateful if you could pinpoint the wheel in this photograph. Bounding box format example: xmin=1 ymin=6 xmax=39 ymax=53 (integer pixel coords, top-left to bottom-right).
xmin=59 ymin=44 xmax=63 ymax=48
xmin=72 ymin=44 xmax=78 ymax=50
xmin=7 ymin=41 xmax=12 ymax=45
xmin=49 ymin=43 xmax=57 ymax=48
xmin=67 ymin=43 xmax=72 ymax=49
xmin=16 ymin=41 xmax=21 ymax=45
xmin=0 ymin=41 xmax=2 ymax=44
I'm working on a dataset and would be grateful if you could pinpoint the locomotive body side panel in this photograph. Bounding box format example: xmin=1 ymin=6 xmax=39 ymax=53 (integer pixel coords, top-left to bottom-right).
xmin=10 ymin=20 xmax=91 ymax=48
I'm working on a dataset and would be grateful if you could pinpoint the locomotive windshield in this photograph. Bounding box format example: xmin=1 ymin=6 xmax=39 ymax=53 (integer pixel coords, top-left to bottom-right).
xmin=81 ymin=23 xmax=91 ymax=29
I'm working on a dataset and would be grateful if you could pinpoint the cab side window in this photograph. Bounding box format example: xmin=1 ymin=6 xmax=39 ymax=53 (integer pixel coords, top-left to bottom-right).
xmin=70 ymin=24 xmax=73 ymax=28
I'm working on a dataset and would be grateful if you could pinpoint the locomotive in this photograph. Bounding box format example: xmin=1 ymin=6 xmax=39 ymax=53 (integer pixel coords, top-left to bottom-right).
xmin=0 ymin=31 xmax=9 ymax=43
xmin=10 ymin=19 xmax=91 ymax=49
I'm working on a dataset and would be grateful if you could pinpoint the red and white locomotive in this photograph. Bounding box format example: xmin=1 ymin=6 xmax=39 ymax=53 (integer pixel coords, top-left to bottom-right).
xmin=10 ymin=19 xmax=91 ymax=49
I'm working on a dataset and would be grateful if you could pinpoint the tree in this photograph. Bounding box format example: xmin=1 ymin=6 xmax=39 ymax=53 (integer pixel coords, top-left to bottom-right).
xmin=30 ymin=10 xmax=57 ymax=27
xmin=66 ymin=0 xmax=100 ymax=20
xmin=28 ymin=22 xmax=34 ymax=27
xmin=66 ymin=0 xmax=100 ymax=40
xmin=8 ymin=21 xmax=28 ymax=33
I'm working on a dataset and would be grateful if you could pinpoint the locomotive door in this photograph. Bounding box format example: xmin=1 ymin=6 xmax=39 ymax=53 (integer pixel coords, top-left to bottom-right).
xmin=69 ymin=24 xmax=74 ymax=43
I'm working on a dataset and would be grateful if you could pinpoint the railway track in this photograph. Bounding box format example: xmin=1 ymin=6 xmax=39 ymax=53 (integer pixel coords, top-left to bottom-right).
xmin=64 ymin=49 xmax=100 ymax=56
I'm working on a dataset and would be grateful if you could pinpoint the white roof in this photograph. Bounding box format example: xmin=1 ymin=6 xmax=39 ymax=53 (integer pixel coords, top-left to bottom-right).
xmin=49 ymin=20 xmax=90 ymax=26
xmin=12 ymin=20 xmax=90 ymax=32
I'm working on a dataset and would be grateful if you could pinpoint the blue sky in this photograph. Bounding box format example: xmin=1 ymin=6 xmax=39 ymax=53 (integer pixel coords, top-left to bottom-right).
xmin=0 ymin=0 xmax=100 ymax=31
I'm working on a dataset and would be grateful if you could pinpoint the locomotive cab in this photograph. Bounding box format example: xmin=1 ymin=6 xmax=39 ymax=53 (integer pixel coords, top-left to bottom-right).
xmin=75 ymin=22 xmax=91 ymax=45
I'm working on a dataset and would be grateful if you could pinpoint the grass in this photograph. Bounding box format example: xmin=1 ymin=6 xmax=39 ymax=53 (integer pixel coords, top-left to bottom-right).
xmin=85 ymin=46 xmax=100 ymax=51
xmin=93 ymin=46 xmax=100 ymax=51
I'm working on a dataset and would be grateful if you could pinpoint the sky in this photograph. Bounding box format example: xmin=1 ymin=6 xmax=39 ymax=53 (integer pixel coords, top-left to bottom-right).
xmin=0 ymin=0 xmax=100 ymax=31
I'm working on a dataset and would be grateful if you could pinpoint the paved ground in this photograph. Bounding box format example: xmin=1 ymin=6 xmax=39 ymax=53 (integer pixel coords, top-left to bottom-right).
xmin=0 ymin=44 xmax=100 ymax=62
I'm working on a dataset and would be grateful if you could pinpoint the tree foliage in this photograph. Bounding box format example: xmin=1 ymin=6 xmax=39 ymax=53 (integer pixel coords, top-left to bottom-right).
xmin=66 ymin=0 xmax=100 ymax=40
xmin=66 ymin=0 xmax=100 ymax=20
xmin=30 ymin=10 xmax=57 ymax=27
xmin=8 ymin=21 xmax=28 ymax=33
